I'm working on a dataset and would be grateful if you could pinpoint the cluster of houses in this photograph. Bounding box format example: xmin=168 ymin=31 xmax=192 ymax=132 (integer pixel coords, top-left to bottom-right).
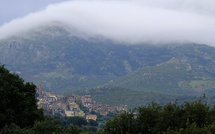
xmin=37 ymin=84 xmax=127 ymax=121
xmin=37 ymin=84 xmax=85 ymax=117
xmin=81 ymin=95 xmax=127 ymax=116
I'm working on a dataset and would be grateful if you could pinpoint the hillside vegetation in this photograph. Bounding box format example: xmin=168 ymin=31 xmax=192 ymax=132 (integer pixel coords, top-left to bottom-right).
xmin=71 ymin=85 xmax=200 ymax=109
xmin=112 ymin=44 xmax=215 ymax=93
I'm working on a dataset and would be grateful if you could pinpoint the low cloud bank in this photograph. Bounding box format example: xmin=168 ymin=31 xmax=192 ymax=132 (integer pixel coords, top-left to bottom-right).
xmin=0 ymin=0 xmax=215 ymax=45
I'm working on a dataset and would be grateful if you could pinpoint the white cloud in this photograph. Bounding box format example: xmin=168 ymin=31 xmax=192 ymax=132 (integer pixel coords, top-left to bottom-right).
xmin=0 ymin=0 xmax=215 ymax=45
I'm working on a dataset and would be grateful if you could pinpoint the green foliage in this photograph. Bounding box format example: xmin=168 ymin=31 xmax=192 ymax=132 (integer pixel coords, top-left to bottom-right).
xmin=31 ymin=116 xmax=61 ymax=134
xmin=0 ymin=116 xmax=95 ymax=134
xmin=137 ymin=102 xmax=162 ymax=133
xmin=189 ymin=80 xmax=215 ymax=90
xmin=0 ymin=124 xmax=32 ymax=134
xmin=102 ymin=98 xmax=215 ymax=134
xmin=103 ymin=110 xmax=138 ymax=134
xmin=88 ymin=119 xmax=99 ymax=127
xmin=63 ymin=125 xmax=83 ymax=134
xmin=83 ymin=126 xmax=98 ymax=134
xmin=59 ymin=116 xmax=88 ymax=127
xmin=0 ymin=65 xmax=44 ymax=129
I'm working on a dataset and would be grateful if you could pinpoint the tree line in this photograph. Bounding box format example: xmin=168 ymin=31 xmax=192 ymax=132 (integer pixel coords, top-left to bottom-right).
xmin=101 ymin=97 xmax=215 ymax=134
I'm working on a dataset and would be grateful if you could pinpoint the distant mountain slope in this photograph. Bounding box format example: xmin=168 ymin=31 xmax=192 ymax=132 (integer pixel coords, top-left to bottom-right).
xmin=111 ymin=44 xmax=215 ymax=95
xmin=70 ymin=85 xmax=201 ymax=109
xmin=0 ymin=24 xmax=174 ymax=92
xmin=1 ymin=24 xmax=215 ymax=108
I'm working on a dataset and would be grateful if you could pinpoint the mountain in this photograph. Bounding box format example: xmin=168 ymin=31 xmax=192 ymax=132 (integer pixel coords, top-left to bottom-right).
xmin=1 ymin=24 xmax=215 ymax=108
xmin=0 ymin=24 xmax=173 ymax=92
xmin=111 ymin=54 xmax=215 ymax=95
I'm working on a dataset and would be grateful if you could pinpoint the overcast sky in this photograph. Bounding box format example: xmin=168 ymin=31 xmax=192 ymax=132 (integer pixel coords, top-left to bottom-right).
xmin=0 ymin=0 xmax=70 ymax=25
xmin=0 ymin=0 xmax=215 ymax=45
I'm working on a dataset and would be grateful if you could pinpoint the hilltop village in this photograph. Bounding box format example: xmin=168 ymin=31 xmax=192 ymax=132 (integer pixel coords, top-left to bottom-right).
xmin=36 ymin=84 xmax=127 ymax=120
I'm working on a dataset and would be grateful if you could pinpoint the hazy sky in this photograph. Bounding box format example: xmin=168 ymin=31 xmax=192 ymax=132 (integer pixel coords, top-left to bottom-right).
xmin=0 ymin=0 xmax=70 ymax=25
xmin=0 ymin=0 xmax=215 ymax=45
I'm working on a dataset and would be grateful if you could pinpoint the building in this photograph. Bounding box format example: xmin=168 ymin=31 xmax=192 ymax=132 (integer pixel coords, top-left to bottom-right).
xmin=82 ymin=95 xmax=92 ymax=107
xmin=57 ymin=95 xmax=68 ymax=103
xmin=37 ymin=83 xmax=46 ymax=98
xmin=107 ymin=106 xmax=116 ymax=113
xmin=117 ymin=105 xmax=128 ymax=112
xmin=75 ymin=110 xmax=85 ymax=117
xmin=65 ymin=110 xmax=75 ymax=117
xmin=47 ymin=95 xmax=57 ymax=103
xmin=69 ymin=101 xmax=79 ymax=111
xmin=86 ymin=115 xmax=97 ymax=121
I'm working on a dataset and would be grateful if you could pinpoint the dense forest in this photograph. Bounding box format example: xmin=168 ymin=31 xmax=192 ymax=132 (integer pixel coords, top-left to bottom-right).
xmin=1 ymin=64 xmax=215 ymax=133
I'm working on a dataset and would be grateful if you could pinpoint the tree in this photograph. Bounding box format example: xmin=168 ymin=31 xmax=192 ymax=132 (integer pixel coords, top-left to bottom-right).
xmin=31 ymin=116 xmax=61 ymax=134
xmin=137 ymin=102 xmax=162 ymax=133
xmin=0 ymin=65 xmax=44 ymax=129
xmin=63 ymin=125 xmax=83 ymax=134
xmin=64 ymin=116 xmax=88 ymax=127
xmin=103 ymin=110 xmax=138 ymax=134
xmin=183 ymin=99 xmax=210 ymax=127
xmin=0 ymin=123 xmax=32 ymax=134
xmin=102 ymin=97 xmax=215 ymax=134
xmin=88 ymin=119 xmax=98 ymax=126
